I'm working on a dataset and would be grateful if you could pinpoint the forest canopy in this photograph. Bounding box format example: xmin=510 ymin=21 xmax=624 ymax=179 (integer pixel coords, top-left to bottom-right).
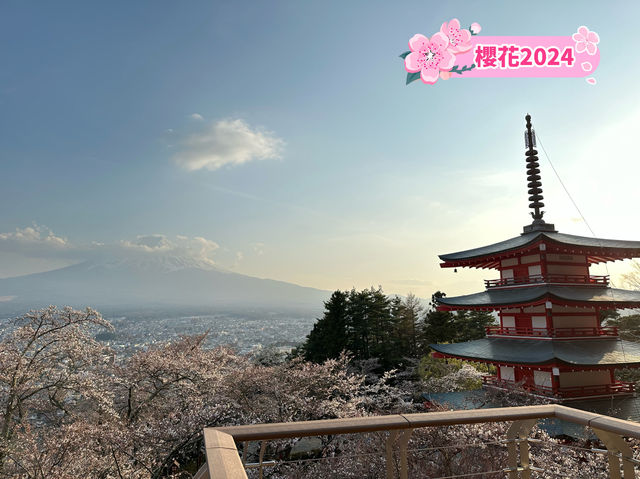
xmin=295 ymin=288 xmax=495 ymax=369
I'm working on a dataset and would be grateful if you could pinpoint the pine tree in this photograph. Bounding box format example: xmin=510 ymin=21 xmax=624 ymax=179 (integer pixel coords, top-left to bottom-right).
xmin=301 ymin=287 xmax=405 ymax=368
xmin=421 ymin=291 xmax=457 ymax=347
xmin=345 ymin=288 xmax=372 ymax=359
xmin=403 ymin=293 xmax=423 ymax=356
xmin=454 ymin=310 xmax=495 ymax=341
xmin=368 ymin=287 xmax=393 ymax=367
xmin=301 ymin=290 xmax=349 ymax=362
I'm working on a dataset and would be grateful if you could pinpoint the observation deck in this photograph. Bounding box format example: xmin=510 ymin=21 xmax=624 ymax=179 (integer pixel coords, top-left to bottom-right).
xmin=199 ymin=405 xmax=640 ymax=478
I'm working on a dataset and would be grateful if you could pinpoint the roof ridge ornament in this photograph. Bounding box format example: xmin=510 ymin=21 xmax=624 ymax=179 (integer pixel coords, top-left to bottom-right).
xmin=522 ymin=114 xmax=556 ymax=234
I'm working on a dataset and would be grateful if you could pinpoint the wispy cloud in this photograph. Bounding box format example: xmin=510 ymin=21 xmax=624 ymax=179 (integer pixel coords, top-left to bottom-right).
xmin=0 ymin=225 xmax=220 ymax=266
xmin=251 ymin=242 xmax=265 ymax=256
xmin=173 ymin=119 xmax=284 ymax=171
xmin=0 ymin=225 xmax=69 ymax=256
xmin=190 ymin=113 xmax=204 ymax=120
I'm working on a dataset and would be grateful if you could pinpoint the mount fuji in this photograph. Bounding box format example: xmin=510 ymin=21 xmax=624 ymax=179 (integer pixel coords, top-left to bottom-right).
xmin=0 ymin=255 xmax=330 ymax=313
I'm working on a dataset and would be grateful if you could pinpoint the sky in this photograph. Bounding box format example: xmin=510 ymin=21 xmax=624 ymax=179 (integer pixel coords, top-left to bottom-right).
xmin=2 ymin=0 xmax=640 ymax=299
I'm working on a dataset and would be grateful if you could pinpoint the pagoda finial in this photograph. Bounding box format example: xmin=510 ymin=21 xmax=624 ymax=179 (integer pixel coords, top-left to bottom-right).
xmin=522 ymin=114 xmax=556 ymax=234
xmin=525 ymin=114 xmax=544 ymax=221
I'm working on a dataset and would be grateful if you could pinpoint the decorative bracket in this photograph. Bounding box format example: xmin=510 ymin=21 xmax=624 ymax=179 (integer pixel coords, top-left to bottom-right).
xmin=592 ymin=427 xmax=636 ymax=478
xmin=505 ymin=419 xmax=538 ymax=479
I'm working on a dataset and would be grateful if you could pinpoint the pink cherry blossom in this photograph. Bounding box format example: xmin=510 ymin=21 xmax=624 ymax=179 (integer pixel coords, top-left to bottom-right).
xmin=439 ymin=71 xmax=451 ymax=80
xmin=405 ymin=32 xmax=456 ymax=84
xmin=440 ymin=18 xmax=472 ymax=53
xmin=572 ymin=26 xmax=599 ymax=55
xmin=470 ymin=22 xmax=482 ymax=35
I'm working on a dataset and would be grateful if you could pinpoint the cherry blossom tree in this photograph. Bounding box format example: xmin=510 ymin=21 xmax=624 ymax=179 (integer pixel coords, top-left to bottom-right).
xmin=0 ymin=306 xmax=113 ymax=475
xmin=0 ymin=306 xmax=623 ymax=478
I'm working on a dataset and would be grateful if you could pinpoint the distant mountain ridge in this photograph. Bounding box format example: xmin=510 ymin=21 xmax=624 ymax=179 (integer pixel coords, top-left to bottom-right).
xmin=0 ymin=256 xmax=330 ymax=313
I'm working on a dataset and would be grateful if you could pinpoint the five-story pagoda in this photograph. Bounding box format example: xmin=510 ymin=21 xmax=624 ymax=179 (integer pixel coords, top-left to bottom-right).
xmin=431 ymin=115 xmax=640 ymax=401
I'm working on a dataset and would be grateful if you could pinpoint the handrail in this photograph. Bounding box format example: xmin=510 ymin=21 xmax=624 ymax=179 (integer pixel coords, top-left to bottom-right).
xmin=211 ymin=405 xmax=556 ymax=441
xmin=485 ymin=274 xmax=609 ymax=288
xmin=485 ymin=326 xmax=619 ymax=338
xmin=203 ymin=429 xmax=246 ymax=479
xmin=202 ymin=405 xmax=640 ymax=478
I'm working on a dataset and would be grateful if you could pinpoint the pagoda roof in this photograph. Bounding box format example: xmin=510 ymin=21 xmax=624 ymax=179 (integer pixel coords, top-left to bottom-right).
xmin=430 ymin=338 xmax=640 ymax=366
xmin=439 ymin=231 xmax=640 ymax=268
xmin=436 ymin=286 xmax=640 ymax=311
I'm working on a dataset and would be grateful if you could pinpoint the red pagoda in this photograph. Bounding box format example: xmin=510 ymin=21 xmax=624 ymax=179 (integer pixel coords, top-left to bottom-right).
xmin=431 ymin=115 xmax=640 ymax=401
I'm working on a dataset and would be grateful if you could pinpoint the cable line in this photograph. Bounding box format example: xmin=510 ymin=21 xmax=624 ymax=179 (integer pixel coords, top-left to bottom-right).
xmin=536 ymin=132 xmax=626 ymax=364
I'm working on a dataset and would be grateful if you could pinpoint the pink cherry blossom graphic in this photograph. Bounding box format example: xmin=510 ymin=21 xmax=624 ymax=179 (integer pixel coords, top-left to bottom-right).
xmin=572 ymin=26 xmax=600 ymax=55
xmin=401 ymin=19 xmax=600 ymax=85
xmin=404 ymin=32 xmax=456 ymax=84
xmin=440 ymin=18 xmax=472 ymax=53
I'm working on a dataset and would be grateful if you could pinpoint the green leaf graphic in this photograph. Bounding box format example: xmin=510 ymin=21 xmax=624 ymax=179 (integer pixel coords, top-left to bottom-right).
xmin=399 ymin=51 xmax=411 ymax=59
xmin=406 ymin=72 xmax=421 ymax=85
xmin=450 ymin=64 xmax=476 ymax=75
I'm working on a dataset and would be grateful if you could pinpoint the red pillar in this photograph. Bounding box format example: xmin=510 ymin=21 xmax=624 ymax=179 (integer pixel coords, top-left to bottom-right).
xmin=551 ymin=366 xmax=560 ymax=394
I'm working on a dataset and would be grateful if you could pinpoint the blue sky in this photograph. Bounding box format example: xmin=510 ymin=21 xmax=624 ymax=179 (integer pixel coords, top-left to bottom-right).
xmin=2 ymin=1 xmax=640 ymax=297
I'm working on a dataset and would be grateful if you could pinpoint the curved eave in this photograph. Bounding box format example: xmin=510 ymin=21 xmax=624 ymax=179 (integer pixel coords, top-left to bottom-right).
xmin=439 ymin=233 xmax=539 ymax=269
xmin=436 ymin=286 xmax=640 ymax=311
xmin=430 ymin=338 xmax=640 ymax=367
xmin=439 ymin=232 xmax=640 ymax=269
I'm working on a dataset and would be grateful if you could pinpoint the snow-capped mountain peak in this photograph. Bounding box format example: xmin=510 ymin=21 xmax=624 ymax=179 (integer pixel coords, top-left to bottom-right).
xmin=86 ymin=255 xmax=223 ymax=273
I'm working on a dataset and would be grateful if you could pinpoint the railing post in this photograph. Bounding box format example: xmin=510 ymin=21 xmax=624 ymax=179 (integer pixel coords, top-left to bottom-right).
xmin=386 ymin=430 xmax=400 ymax=479
xmin=242 ymin=441 xmax=248 ymax=466
xmin=505 ymin=419 xmax=538 ymax=479
xmin=385 ymin=429 xmax=413 ymax=479
xmin=203 ymin=429 xmax=248 ymax=479
xmin=592 ymin=428 xmax=636 ymax=478
xmin=258 ymin=441 xmax=267 ymax=479
xmin=398 ymin=429 xmax=413 ymax=479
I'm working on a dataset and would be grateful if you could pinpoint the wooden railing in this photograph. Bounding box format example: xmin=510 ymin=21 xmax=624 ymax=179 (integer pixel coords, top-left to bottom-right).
xmin=200 ymin=404 xmax=640 ymax=478
xmin=485 ymin=325 xmax=619 ymax=338
xmin=482 ymin=376 xmax=635 ymax=399
xmin=484 ymin=274 xmax=609 ymax=288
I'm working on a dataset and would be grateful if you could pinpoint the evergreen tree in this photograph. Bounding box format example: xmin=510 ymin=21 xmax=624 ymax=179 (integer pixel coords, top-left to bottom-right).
xmin=403 ymin=293 xmax=423 ymax=356
xmin=301 ymin=287 xmax=408 ymax=368
xmin=421 ymin=291 xmax=457 ymax=346
xmin=421 ymin=293 xmax=494 ymax=347
xmin=345 ymin=288 xmax=371 ymax=359
xmin=390 ymin=293 xmax=423 ymax=359
xmin=299 ymin=288 xmax=490 ymax=370
xmin=453 ymin=310 xmax=495 ymax=342
xmin=368 ymin=287 xmax=393 ymax=366
xmin=389 ymin=295 xmax=408 ymax=361
xmin=301 ymin=290 xmax=348 ymax=362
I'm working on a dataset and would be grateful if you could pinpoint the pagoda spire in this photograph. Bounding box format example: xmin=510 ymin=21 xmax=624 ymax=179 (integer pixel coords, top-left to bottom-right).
xmin=522 ymin=114 xmax=556 ymax=234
